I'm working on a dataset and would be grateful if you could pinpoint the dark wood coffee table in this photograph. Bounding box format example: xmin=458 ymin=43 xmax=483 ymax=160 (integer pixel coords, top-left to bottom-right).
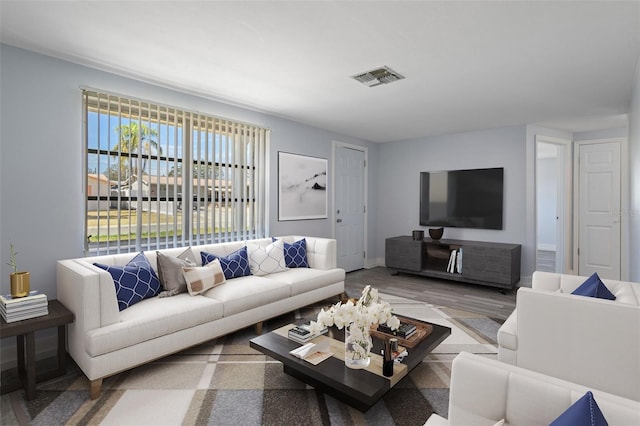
xmin=250 ymin=315 xmax=451 ymax=411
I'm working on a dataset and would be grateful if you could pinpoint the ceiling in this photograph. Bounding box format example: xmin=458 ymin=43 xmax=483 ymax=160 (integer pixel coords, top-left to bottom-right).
xmin=1 ymin=1 xmax=639 ymax=143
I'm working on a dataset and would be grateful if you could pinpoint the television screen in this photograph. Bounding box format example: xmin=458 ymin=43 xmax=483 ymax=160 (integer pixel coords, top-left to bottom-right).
xmin=419 ymin=167 xmax=504 ymax=230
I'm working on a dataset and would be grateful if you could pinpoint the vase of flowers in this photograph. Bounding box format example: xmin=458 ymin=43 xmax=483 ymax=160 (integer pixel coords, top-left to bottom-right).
xmin=344 ymin=322 xmax=373 ymax=368
xmin=311 ymin=285 xmax=400 ymax=369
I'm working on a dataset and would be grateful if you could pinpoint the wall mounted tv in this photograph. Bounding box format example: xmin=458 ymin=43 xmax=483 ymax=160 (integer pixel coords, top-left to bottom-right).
xmin=419 ymin=167 xmax=504 ymax=230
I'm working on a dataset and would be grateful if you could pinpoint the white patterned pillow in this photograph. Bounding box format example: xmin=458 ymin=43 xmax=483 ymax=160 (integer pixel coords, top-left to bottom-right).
xmin=246 ymin=239 xmax=288 ymax=276
xmin=182 ymin=258 xmax=226 ymax=296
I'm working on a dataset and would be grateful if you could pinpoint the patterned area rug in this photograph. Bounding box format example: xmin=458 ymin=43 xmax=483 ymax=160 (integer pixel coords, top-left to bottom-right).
xmin=1 ymin=294 xmax=503 ymax=426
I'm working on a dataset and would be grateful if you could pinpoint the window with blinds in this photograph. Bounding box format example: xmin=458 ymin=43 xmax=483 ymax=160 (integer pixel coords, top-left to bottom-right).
xmin=83 ymin=89 xmax=269 ymax=255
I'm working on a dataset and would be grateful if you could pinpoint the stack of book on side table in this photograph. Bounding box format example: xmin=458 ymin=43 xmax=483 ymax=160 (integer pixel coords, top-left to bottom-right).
xmin=0 ymin=291 xmax=48 ymax=323
xmin=288 ymin=322 xmax=328 ymax=344
xmin=377 ymin=321 xmax=417 ymax=339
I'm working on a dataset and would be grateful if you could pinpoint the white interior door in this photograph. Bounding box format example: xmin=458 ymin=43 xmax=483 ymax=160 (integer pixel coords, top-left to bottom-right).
xmin=577 ymin=141 xmax=621 ymax=279
xmin=335 ymin=145 xmax=366 ymax=272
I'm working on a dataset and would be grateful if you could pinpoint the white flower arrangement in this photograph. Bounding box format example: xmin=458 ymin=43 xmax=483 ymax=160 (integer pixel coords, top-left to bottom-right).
xmin=310 ymin=285 xmax=400 ymax=364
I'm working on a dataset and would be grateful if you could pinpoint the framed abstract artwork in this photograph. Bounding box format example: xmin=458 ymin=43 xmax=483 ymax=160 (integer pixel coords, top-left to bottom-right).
xmin=278 ymin=151 xmax=328 ymax=221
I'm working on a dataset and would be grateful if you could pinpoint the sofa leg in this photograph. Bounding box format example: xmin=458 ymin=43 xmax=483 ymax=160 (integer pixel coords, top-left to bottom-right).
xmin=254 ymin=322 xmax=263 ymax=335
xmin=90 ymin=378 xmax=103 ymax=400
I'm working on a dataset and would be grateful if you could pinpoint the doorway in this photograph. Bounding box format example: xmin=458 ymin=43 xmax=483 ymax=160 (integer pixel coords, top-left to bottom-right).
xmin=333 ymin=142 xmax=367 ymax=272
xmin=535 ymin=136 xmax=572 ymax=273
xmin=575 ymin=139 xmax=622 ymax=280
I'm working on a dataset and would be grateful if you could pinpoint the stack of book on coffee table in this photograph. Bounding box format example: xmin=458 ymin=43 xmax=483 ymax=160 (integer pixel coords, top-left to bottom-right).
xmin=287 ymin=322 xmax=328 ymax=344
xmin=0 ymin=291 xmax=48 ymax=323
xmin=377 ymin=321 xmax=417 ymax=339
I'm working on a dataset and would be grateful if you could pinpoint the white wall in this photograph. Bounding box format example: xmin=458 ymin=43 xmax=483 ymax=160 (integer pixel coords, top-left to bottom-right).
xmin=0 ymin=44 xmax=379 ymax=300
xmin=375 ymin=126 xmax=529 ymax=276
xmin=629 ymin=55 xmax=640 ymax=282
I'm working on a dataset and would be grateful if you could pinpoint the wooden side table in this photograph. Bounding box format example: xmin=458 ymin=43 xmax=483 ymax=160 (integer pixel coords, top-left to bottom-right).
xmin=0 ymin=299 xmax=74 ymax=400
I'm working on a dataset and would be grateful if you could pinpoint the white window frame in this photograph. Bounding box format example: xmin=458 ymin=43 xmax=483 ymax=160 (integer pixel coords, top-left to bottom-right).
xmin=83 ymin=89 xmax=269 ymax=255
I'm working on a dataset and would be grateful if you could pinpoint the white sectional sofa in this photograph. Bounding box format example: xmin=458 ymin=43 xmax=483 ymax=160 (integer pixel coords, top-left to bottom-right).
xmin=497 ymin=271 xmax=640 ymax=401
xmin=57 ymin=236 xmax=345 ymax=399
xmin=425 ymin=352 xmax=640 ymax=426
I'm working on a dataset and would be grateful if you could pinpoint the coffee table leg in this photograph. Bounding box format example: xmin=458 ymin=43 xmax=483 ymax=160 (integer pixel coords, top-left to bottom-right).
xmin=25 ymin=332 xmax=36 ymax=400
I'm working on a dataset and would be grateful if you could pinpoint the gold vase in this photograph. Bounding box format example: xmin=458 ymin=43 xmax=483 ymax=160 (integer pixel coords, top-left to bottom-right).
xmin=10 ymin=272 xmax=30 ymax=298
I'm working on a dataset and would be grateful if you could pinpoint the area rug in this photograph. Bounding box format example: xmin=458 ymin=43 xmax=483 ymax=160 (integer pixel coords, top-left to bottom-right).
xmin=1 ymin=294 xmax=502 ymax=426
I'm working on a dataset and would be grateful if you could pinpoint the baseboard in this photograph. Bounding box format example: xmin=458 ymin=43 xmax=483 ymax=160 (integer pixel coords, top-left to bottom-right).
xmin=365 ymin=258 xmax=385 ymax=269
xmin=372 ymin=257 xmax=386 ymax=268
xmin=518 ymin=275 xmax=533 ymax=288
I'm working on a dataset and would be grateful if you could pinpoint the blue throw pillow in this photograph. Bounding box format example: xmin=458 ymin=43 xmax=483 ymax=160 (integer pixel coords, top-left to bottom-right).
xmin=272 ymin=237 xmax=309 ymax=268
xmin=571 ymin=272 xmax=616 ymax=300
xmin=549 ymin=391 xmax=608 ymax=426
xmin=94 ymin=252 xmax=161 ymax=311
xmin=201 ymin=246 xmax=251 ymax=280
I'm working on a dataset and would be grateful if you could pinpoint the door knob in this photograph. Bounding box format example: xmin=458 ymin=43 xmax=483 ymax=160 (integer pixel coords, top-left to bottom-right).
xmin=337 ymin=219 xmax=342 ymax=223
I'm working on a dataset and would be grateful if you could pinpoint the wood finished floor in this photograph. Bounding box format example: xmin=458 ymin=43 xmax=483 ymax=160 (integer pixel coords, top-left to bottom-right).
xmin=344 ymin=266 xmax=517 ymax=321
xmin=536 ymin=250 xmax=556 ymax=272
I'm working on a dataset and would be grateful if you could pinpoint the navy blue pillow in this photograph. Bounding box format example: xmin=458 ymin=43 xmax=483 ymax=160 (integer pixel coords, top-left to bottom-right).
xmin=94 ymin=252 xmax=161 ymax=311
xmin=272 ymin=237 xmax=309 ymax=268
xmin=572 ymin=272 xmax=616 ymax=300
xmin=549 ymin=391 xmax=608 ymax=426
xmin=201 ymin=246 xmax=251 ymax=280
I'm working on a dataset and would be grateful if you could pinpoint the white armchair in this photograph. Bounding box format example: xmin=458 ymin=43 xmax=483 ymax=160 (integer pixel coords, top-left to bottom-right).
xmin=497 ymin=271 xmax=640 ymax=401
xmin=425 ymin=352 xmax=640 ymax=425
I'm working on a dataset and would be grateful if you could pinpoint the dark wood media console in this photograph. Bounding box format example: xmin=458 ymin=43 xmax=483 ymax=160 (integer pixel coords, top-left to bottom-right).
xmin=385 ymin=236 xmax=521 ymax=290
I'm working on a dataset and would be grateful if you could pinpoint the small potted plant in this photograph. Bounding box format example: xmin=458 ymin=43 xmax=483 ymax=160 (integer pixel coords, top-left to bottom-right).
xmin=7 ymin=242 xmax=29 ymax=297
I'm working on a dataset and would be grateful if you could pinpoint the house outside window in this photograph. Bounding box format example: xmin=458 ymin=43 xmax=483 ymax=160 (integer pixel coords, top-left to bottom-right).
xmin=83 ymin=90 xmax=269 ymax=255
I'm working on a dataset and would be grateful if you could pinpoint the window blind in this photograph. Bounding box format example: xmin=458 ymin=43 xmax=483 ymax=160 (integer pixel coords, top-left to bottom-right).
xmin=83 ymin=89 xmax=269 ymax=255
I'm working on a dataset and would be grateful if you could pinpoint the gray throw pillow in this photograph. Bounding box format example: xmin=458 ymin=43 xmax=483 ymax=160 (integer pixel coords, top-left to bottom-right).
xmin=156 ymin=248 xmax=197 ymax=297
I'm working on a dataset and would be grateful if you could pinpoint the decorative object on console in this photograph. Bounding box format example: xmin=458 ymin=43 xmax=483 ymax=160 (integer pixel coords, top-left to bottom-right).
xmin=7 ymin=241 xmax=30 ymax=298
xmin=446 ymin=248 xmax=463 ymax=273
xmin=310 ymin=285 xmax=400 ymax=369
xmin=571 ymin=272 xmax=616 ymax=300
xmin=412 ymin=230 xmax=424 ymax=240
xmin=428 ymin=227 xmax=444 ymax=240
xmin=277 ymin=151 xmax=328 ymax=221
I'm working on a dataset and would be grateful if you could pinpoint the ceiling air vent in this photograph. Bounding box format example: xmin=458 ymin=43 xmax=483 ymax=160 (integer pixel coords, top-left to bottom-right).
xmin=351 ymin=66 xmax=404 ymax=87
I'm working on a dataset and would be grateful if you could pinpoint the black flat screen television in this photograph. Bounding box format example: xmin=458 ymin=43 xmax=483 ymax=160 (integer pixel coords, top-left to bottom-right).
xmin=419 ymin=167 xmax=504 ymax=230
